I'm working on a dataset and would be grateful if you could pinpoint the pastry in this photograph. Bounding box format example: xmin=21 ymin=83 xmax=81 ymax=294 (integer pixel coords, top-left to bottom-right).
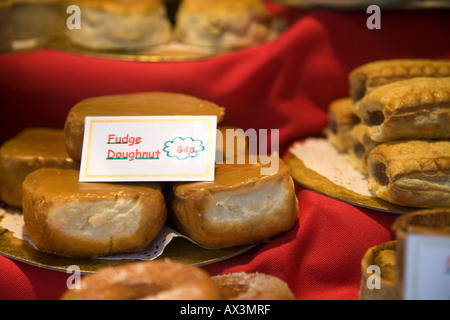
xmin=61 ymin=260 xmax=222 ymax=300
xmin=349 ymin=59 xmax=450 ymax=102
xmin=169 ymin=159 xmax=298 ymax=248
xmin=325 ymin=97 xmax=360 ymax=152
xmin=346 ymin=123 xmax=378 ymax=174
xmin=0 ymin=0 xmax=13 ymax=52
xmin=64 ymin=92 xmax=226 ymax=162
xmin=22 ymin=168 xmax=167 ymax=258
xmin=392 ymin=208 xmax=450 ymax=298
xmin=66 ymin=0 xmax=172 ymax=51
xmin=174 ymin=0 xmax=270 ymax=49
xmin=357 ymin=77 xmax=450 ymax=143
xmin=367 ymin=140 xmax=450 ymax=208
xmin=216 ymin=125 xmax=250 ymax=164
xmin=10 ymin=0 xmax=65 ymax=40
xmin=358 ymin=241 xmax=400 ymax=300
xmin=0 ymin=127 xmax=78 ymax=208
xmin=212 ymin=272 xmax=295 ymax=300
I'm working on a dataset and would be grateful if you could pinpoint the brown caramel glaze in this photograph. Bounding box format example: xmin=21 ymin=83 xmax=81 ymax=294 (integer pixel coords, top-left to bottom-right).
xmin=0 ymin=127 xmax=79 ymax=208
xmin=173 ymin=160 xmax=289 ymax=197
xmin=64 ymin=92 xmax=226 ymax=161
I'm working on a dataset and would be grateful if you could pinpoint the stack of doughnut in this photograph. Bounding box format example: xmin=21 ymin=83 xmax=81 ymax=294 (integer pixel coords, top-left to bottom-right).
xmin=0 ymin=91 xmax=298 ymax=260
xmin=60 ymin=259 xmax=296 ymax=300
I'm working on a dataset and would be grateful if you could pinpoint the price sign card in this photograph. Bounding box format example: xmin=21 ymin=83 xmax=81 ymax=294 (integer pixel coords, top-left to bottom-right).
xmin=79 ymin=116 xmax=217 ymax=182
xmin=404 ymin=232 xmax=450 ymax=300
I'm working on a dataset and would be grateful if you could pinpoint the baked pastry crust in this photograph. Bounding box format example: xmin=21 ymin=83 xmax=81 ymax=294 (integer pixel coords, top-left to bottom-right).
xmin=367 ymin=140 xmax=450 ymax=208
xmin=212 ymin=272 xmax=295 ymax=300
xmin=357 ymin=77 xmax=450 ymax=143
xmin=66 ymin=0 xmax=171 ymax=51
xmin=22 ymin=168 xmax=167 ymax=258
xmin=346 ymin=123 xmax=378 ymax=174
xmin=0 ymin=127 xmax=78 ymax=208
xmin=358 ymin=241 xmax=400 ymax=300
xmin=325 ymin=97 xmax=360 ymax=152
xmin=392 ymin=208 xmax=450 ymax=297
xmin=349 ymin=59 xmax=450 ymax=102
xmin=169 ymin=159 xmax=298 ymax=248
xmin=64 ymin=92 xmax=226 ymax=162
xmin=175 ymin=0 xmax=270 ymax=49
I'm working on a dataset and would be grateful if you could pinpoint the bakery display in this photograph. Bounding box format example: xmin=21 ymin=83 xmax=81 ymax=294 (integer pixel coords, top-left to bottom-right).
xmin=0 ymin=127 xmax=79 ymax=208
xmin=358 ymin=241 xmax=400 ymax=300
xmin=216 ymin=125 xmax=250 ymax=164
xmin=367 ymin=140 xmax=450 ymax=208
xmin=60 ymin=259 xmax=222 ymax=300
xmin=174 ymin=0 xmax=271 ymax=49
xmin=212 ymin=272 xmax=295 ymax=300
xmin=169 ymin=159 xmax=298 ymax=248
xmin=22 ymin=168 xmax=167 ymax=258
xmin=349 ymin=59 xmax=450 ymax=103
xmin=10 ymin=0 xmax=65 ymax=40
xmin=66 ymin=0 xmax=172 ymax=51
xmin=64 ymin=91 xmax=226 ymax=162
xmin=357 ymin=77 xmax=450 ymax=143
xmin=392 ymin=208 xmax=450 ymax=296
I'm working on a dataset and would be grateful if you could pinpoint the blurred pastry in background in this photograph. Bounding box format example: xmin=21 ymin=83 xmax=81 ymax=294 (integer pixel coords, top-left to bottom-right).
xmin=174 ymin=0 xmax=271 ymax=49
xmin=10 ymin=0 xmax=65 ymax=42
xmin=66 ymin=0 xmax=172 ymax=51
xmin=0 ymin=0 xmax=13 ymax=52
xmin=324 ymin=97 xmax=360 ymax=153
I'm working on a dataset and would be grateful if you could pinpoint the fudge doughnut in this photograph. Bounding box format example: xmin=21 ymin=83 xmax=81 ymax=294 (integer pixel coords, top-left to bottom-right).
xmin=169 ymin=158 xmax=298 ymax=248
xmin=212 ymin=272 xmax=295 ymax=300
xmin=0 ymin=127 xmax=79 ymax=208
xmin=61 ymin=260 xmax=223 ymax=300
xmin=22 ymin=168 xmax=166 ymax=258
xmin=64 ymin=91 xmax=226 ymax=162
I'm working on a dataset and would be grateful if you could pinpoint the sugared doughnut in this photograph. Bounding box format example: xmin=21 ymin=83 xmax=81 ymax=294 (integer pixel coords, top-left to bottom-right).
xmin=212 ymin=272 xmax=295 ymax=300
xmin=169 ymin=158 xmax=298 ymax=248
xmin=22 ymin=168 xmax=166 ymax=258
xmin=0 ymin=127 xmax=79 ymax=208
xmin=61 ymin=260 xmax=223 ymax=300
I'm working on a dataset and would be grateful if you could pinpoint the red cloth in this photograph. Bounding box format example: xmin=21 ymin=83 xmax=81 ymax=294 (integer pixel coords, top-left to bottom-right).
xmin=0 ymin=4 xmax=450 ymax=300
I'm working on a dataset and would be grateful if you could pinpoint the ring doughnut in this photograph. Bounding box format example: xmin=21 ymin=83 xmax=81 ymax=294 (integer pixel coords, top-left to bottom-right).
xmin=61 ymin=260 xmax=223 ymax=300
xmin=211 ymin=272 xmax=295 ymax=300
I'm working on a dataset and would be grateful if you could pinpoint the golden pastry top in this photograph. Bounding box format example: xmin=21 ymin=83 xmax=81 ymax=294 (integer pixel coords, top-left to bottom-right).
xmin=328 ymin=97 xmax=359 ymax=128
xmin=70 ymin=0 xmax=163 ymax=13
xmin=1 ymin=127 xmax=74 ymax=161
xmin=361 ymin=241 xmax=397 ymax=284
xmin=24 ymin=168 xmax=162 ymax=201
xmin=67 ymin=92 xmax=226 ymax=124
xmin=173 ymin=158 xmax=290 ymax=197
xmin=359 ymin=77 xmax=450 ymax=121
xmin=368 ymin=140 xmax=450 ymax=181
xmin=392 ymin=208 xmax=450 ymax=236
xmin=349 ymin=59 xmax=450 ymax=101
xmin=178 ymin=0 xmax=268 ymax=15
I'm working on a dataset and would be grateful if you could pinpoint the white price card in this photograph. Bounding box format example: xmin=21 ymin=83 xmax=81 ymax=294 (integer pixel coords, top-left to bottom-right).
xmin=79 ymin=116 xmax=217 ymax=182
xmin=404 ymin=232 xmax=450 ymax=300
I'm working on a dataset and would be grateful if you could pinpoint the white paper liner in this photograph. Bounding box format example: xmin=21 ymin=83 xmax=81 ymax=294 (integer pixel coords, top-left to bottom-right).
xmin=0 ymin=204 xmax=215 ymax=261
xmin=289 ymin=138 xmax=373 ymax=197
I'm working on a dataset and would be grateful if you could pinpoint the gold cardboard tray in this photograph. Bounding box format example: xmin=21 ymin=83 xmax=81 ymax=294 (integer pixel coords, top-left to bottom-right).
xmin=285 ymin=138 xmax=417 ymax=214
xmin=0 ymin=213 xmax=258 ymax=275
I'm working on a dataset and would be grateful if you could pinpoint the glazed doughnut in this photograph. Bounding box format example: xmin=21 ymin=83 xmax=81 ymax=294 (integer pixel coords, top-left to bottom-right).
xmin=211 ymin=272 xmax=295 ymax=300
xmin=61 ymin=260 xmax=223 ymax=300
